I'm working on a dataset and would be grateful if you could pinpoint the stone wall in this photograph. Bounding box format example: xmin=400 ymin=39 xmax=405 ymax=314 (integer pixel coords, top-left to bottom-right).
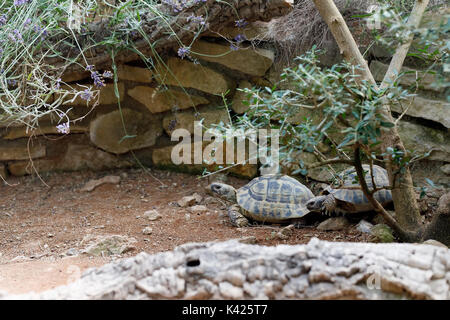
xmin=0 ymin=21 xmax=448 ymax=189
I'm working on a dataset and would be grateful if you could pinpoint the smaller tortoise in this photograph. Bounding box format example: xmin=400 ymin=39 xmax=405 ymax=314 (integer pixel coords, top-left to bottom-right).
xmin=207 ymin=174 xmax=315 ymax=227
xmin=306 ymin=165 xmax=392 ymax=215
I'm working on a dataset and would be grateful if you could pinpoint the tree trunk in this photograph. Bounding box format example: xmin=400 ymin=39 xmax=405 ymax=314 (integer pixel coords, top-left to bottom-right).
xmin=2 ymin=239 xmax=448 ymax=300
xmin=311 ymin=0 xmax=428 ymax=231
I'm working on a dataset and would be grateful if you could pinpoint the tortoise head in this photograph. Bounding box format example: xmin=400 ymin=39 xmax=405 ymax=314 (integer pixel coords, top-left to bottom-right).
xmin=306 ymin=194 xmax=336 ymax=214
xmin=206 ymin=183 xmax=237 ymax=203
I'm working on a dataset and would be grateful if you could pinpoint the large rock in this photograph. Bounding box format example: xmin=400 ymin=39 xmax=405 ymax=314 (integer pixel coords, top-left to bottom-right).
xmin=5 ymin=238 xmax=449 ymax=300
xmin=232 ymin=81 xmax=253 ymax=114
xmin=281 ymin=151 xmax=348 ymax=182
xmin=3 ymin=122 xmax=89 ymax=140
xmin=8 ymin=142 xmax=132 ymax=176
xmin=57 ymin=83 xmax=125 ymax=106
xmin=163 ymin=105 xmax=230 ymax=136
xmin=0 ymin=140 xmax=46 ymax=161
xmin=317 ymin=217 xmax=350 ymax=231
xmin=370 ymin=61 xmax=442 ymax=93
xmin=90 ymin=109 xmax=163 ymax=154
xmin=0 ymin=163 xmax=6 ymax=178
xmin=398 ymin=120 xmax=450 ymax=162
xmin=152 ymin=141 xmax=257 ymax=179
xmin=117 ymin=65 xmax=152 ymax=83
xmin=156 ymin=58 xmax=234 ymax=95
xmin=128 ymin=86 xmax=209 ymax=113
xmin=191 ymin=40 xmax=274 ymax=77
xmin=203 ymin=21 xmax=270 ymax=41
xmin=392 ymin=96 xmax=450 ymax=128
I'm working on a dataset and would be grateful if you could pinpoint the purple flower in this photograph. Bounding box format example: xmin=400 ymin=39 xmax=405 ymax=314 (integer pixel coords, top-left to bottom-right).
xmin=235 ymin=19 xmax=248 ymax=28
xmin=55 ymin=78 xmax=61 ymax=89
xmin=234 ymin=34 xmax=246 ymax=43
xmin=177 ymin=46 xmax=190 ymax=59
xmin=33 ymin=25 xmax=48 ymax=39
xmin=0 ymin=15 xmax=7 ymax=27
xmin=102 ymin=71 xmax=113 ymax=78
xmin=13 ymin=29 xmax=23 ymax=42
xmin=24 ymin=18 xmax=32 ymax=27
xmin=188 ymin=15 xmax=206 ymax=25
xmin=91 ymin=71 xmax=105 ymax=88
xmin=14 ymin=0 xmax=30 ymax=6
xmin=56 ymin=122 xmax=70 ymax=134
xmin=230 ymin=43 xmax=239 ymax=51
xmin=167 ymin=119 xmax=177 ymax=131
xmin=80 ymin=89 xmax=93 ymax=101
xmin=85 ymin=65 xmax=94 ymax=72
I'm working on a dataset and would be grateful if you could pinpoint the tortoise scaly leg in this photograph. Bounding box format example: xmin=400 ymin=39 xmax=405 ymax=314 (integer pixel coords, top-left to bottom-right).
xmin=228 ymin=204 xmax=250 ymax=228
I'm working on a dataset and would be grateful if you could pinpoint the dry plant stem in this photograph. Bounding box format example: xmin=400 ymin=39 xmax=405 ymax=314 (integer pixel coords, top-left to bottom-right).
xmin=312 ymin=0 xmax=428 ymax=231
xmin=353 ymin=145 xmax=421 ymax=242
xmin=377 ymin=0 xmax=430 ymax=229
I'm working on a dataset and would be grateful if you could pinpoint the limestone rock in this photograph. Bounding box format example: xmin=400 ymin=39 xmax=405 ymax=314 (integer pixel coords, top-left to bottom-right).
xmin=276 ymin=224 xmax=295 ymax=240
xmin=128 ymin=86 xmax=209 ymax=113
xmin=58 ymin=83 xmax=125 ymax=106
xmin=3 ymin=122 xmax=89 ymax=140
xmin=440 ymin=164 xmax=450 ymax=175
xmin=422 ymin=239 xmax=448 ymax=249
xmin=317 ymin=217 xmax=350 ymax=231
xmin=142 ymin=227 xmax=153 ymax=235
xmin=191 ymin=40 xmax=274 ymax=77
xmin=8 ymin=141 xmax=132 ymax=176
xmin=281 ymin=151 xmax=347 ymax=182
xmin=152 ymin=142 xmax=257 ymax=179
xmin=156 ymin=57 xmax=234 ymax=95
xmin=163 ymin=105 xmax=230 ymax=136
xmin=356 ymin=220 xmax=374 ymax=234
xmin=117 ymin=65 xmax=152 ymax=83
xmin=90 ymin=109 xmax=163 ymax=154
xmin=370 ymin=61 xmax=442 ymax=93
xmin=81 ymin=175 xmax=121 ymax=192
xmin=436 ymin=192 xmax=450 ymax=215
xmin=144 ymin=210 xmax=162 ymax=221
xmin=204 ymin=21 xmax=270 ymax=41
xmin=0 ymin=163 xmax=6 ymax=178
xmin=61 ymin=71 xmax=90 ymax=83
xmin=178 ymin=196 xmax=197 ymax=208
xmin=189 ymin=205 xmax=209 ymax=214
xmin=232 ymin=81 xmax=253 ymax=114
xmin=0 ymin=140 xmax=46 ymax=161
xmin=81 ymin=235 xmax=136 ymax=257
xmin=398 ymin=121 xmax=450 ymax=162
xmin=6 ymin=238 xmax=450 ymax=300
xmin=392 ymin=96 xmax=449 ymax=128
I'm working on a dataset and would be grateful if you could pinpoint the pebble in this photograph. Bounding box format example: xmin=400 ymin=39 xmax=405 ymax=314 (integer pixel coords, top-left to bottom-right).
xmin=317 ymin=217 xmax=350 ymax=231
xmin=142 ymin=227 xmax=153 ymax=235
xmin=177 ymin=196 xmax=197 ymax=208
xmin=144 ymin=210 xmax=162 ymax=221
xmin=189 ymin=205 xmax=209 ymax=214
xmin=66 ymin=248 xmax=78 ymax=256
xmin=356 ymin=220 xmax=373 ymax=234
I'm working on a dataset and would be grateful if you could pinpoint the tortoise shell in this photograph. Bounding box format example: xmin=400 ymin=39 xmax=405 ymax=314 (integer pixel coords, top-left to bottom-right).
xmin=236 ymin=175 xmax=314 ymax=223
xmin=326 ymin=165 xmax=392 ymax=211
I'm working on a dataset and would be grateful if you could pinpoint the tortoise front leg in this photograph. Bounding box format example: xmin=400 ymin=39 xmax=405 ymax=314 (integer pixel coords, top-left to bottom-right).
xmin=228 ymin=204 xmax=250 ymax=228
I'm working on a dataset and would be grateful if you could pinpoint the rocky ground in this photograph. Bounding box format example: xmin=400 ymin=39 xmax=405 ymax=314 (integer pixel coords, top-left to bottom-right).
xmin=0 ymin=167 xmax=399 ymax=294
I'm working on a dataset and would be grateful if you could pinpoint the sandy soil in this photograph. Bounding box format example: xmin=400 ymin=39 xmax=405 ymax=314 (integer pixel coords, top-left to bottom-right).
xmin=0 ymin=168 xmax=372 ymax=294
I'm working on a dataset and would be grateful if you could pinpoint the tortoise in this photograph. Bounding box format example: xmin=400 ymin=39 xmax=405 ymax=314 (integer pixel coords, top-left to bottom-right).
xmin=306 ymin=165 xmax=393 ymax=215
xmin=206 ymin=174 xmax=315 ymax=227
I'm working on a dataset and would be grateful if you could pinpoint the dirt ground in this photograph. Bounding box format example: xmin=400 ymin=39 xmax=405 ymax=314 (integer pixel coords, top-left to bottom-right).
xmin=0 ymin=168 xmax=373 ymax=295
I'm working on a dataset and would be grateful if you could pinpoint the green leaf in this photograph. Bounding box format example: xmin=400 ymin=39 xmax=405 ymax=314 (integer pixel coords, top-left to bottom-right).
xmin=380 ymin=121 xmax=395 ymax=128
